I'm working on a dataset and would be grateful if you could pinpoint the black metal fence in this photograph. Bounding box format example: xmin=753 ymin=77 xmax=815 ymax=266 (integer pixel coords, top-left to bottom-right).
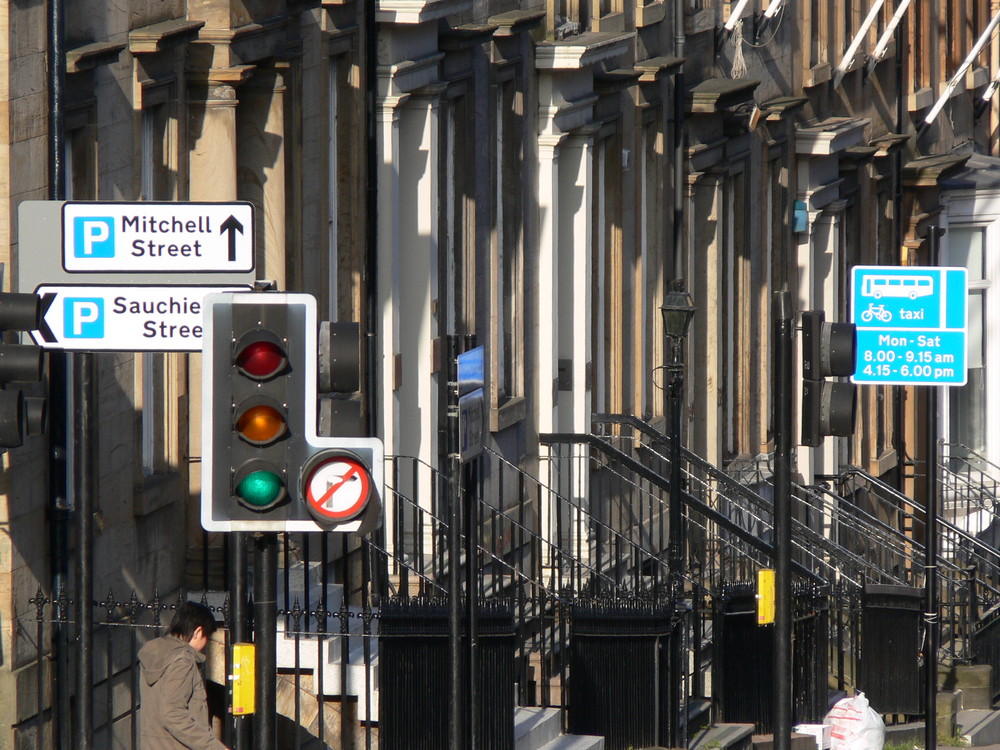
xmin=712 ymin=581 xmax=835 ymax=733
xmin=567 ymin=600 xmax=682 ymax=750
xmin=19 ymin=425 xmax=1000 ymax=748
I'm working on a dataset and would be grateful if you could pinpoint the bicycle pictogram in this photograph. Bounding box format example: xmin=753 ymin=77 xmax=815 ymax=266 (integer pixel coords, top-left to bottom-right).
xmin=860 ymin=303 xmax=892 ymax=323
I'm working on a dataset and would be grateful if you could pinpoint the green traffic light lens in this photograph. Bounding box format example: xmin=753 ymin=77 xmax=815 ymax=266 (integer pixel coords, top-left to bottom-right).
xmin=235 ymin=469 xmax=285 ymax=509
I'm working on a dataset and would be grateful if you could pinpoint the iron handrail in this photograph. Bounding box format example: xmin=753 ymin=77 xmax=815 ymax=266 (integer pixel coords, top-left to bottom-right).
xmin=540 ymin=431 xmax=825 ymax=585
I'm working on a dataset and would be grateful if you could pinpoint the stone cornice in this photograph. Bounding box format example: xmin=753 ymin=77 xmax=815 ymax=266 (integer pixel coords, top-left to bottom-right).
xmin=902 ymin=154 xmax=970 ymax=188
xmin=489 ymin=10 xmax=545 ymax=37
xmin=870 ymin=133 xmax=910 ymax=158
xmin=128 ymin=19 xmax=205 ymax=55
xmin=66 ymin=41 xmax=126 ymax=73
xmin=634 ymin=55 xmax=683 ymax=82
xmin=685 ymin=77 xmax=759 ymax=114
xmin=440 ymin=23 xmax=499 ymax=51
xmin=535 ymin=31 xmax=635 ymax=70
xmin=187 ymin=65 xmax=257 ymax=88
xmin=795 ymin=117 xmax=870 ymax=156
xmin=759 ymin=95 xmax=807 ymax=120
xmin=376 ymin=0 xmax=473 ymax=24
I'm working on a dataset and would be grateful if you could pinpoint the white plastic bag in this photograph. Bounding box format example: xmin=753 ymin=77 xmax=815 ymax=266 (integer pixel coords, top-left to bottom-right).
xmin=823 ymin=692 xmax=886 ymax=750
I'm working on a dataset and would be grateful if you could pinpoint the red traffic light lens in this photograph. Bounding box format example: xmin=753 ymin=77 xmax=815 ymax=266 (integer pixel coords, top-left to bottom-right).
xmin=235 ymin=403 xmax=287 ymax=445
xmin=236 ymin=340 xmax=287 ymax=380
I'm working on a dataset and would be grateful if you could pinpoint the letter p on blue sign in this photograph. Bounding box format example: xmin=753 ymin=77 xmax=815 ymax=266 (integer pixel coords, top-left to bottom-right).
xmin=64 ymin=298 xmax=104 ymax=338
xmin=74 ymin=217 xmax=115 ymax=258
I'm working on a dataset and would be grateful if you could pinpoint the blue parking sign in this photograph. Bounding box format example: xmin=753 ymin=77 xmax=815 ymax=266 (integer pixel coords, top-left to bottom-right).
xmin=63 ymin=297 xmax=105 ymax=339
xmin=851 ymin=266 xmax=968 ymax=386
xmin=73 ymin=216 xmax=115 ymax=258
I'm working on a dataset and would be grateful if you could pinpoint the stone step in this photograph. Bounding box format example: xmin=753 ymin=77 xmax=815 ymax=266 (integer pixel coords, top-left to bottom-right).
xmin=752 ymin=733 xmax=820 ymax=750
xmin=536 ymin=734 xmax=604 ymax=750
xmin=690 ymin=723 xmax=755 ymax=750
xmin=958 ymin=709 xmax=1000 ymax=746
xmin=516 ymin=707 xmax=562 ymax=750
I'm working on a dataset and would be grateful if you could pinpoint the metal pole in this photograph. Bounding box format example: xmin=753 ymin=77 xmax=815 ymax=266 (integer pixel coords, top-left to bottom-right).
xmin=47 ymin=0 xmax=72 ymax=744
xmin=253 ymin=533 xmax=277 ymax=750
xmin=924 ymin=228 xmax=941 ymax=750
xmin=446 ymin=334 xmax=463 ymax=750
xmin=465 ymin=458 xmax=479 ymax=750
xmin=925 ymin=391 xmax=939 ymax=750
xmin=673 ymin=0 xmax=686 ymax=282
xmin=773 ymin=291 xmax=793 ymax=750
xmin=667 ymin=332 xmax=684 ymax=748
xmin=230 ymin=533 xmax=250 ymax=750
xmin=73 ymin=352 xmax=95 ymax=749
xmin=463 ymin=333 xmax=479 ymax=750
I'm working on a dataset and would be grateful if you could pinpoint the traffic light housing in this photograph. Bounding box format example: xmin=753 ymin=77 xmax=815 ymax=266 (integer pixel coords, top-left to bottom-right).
xmin=0 ymin=293 xmax=46 ymax=448
xmin=317 ymin=321 xmax=364 ymax=437
xmin=201 ymin=292 xmax=382 ymax=532
xmin=801 ymin=310 xmax=857 ymax=447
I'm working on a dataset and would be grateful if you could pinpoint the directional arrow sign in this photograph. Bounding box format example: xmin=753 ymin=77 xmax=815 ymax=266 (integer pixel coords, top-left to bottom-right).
xmin=31 ymin=285 xmax=249 ymax=351
xmin=62 ymin=201 xmax=254 ymax=274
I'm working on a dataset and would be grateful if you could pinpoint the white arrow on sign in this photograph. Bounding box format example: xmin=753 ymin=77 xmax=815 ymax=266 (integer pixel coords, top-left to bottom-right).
xmin=32 ymin=285 xmax=249 ymax=352
xmin=62 ymin=201 xmax=255 ymax=274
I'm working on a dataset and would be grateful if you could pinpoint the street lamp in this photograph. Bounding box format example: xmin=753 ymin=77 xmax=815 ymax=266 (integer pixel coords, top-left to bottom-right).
xmin=661 ymin=280 xmax=695 ymax=749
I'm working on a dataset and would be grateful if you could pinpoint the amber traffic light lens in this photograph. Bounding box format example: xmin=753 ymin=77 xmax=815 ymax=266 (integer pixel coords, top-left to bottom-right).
xmin=235 ymin=404 xmax=287 ymax=445
xmin=236 ymin=340 xmax=287 ymax=380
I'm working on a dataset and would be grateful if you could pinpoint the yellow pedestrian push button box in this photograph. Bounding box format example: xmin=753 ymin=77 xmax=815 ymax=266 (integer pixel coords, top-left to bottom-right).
xmin=757 ymin=568 xmax=776 ymax=625
xmin=231 ymin=643 xmax=255 ymax=715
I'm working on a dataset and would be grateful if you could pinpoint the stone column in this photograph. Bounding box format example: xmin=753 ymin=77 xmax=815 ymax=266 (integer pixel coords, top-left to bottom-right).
xmin=559 ymin=127 xmax=596 ymax=566
xmin=237 ymin=70 xmax=287 ymax=291
xmin=688 ymin=170 xmax=723 ymax=467
xmin=397 ymin=90 xmax=441 ymax=472
xmin=376 ymin=94 xmax=407 ymax=461
xmin=189 ymin=83 xmax=238 ymax=200
xmin=187 ymin=81 xmax=239 ymax=517
xmin=559 ymin=128 xmax=596 ymax=435
xmin=536 ymin=134 xmax=564 ymax=436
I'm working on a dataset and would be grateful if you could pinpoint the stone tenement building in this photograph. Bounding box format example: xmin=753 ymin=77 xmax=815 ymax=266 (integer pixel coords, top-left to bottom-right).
xmin=1 ymin=0 xmax=999 ymax=746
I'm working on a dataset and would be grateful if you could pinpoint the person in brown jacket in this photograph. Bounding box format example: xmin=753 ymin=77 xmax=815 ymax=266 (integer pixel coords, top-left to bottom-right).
xmin=138 ymin=601 xmax=230 ymax=750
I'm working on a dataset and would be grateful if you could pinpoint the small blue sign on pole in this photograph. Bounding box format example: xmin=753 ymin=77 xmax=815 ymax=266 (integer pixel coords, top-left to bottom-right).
xmin=851 ymin=265 xmax=968 ymax=386
xmin=457 ymin=346 xmax=486 ymax=462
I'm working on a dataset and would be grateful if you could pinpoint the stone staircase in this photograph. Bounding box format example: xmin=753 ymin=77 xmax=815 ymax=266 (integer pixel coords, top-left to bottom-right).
xmin=515 ymin=707 xmax=604 ymax=750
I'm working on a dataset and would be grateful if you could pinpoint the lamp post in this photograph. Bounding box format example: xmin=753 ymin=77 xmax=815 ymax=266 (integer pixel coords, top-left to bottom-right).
xmin=662 ymin=280 xmax=696 ymax=749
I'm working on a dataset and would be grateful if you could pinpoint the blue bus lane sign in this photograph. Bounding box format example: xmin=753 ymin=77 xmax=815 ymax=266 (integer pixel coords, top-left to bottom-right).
xmin=851 ymin=266 xmax=968 ymax=386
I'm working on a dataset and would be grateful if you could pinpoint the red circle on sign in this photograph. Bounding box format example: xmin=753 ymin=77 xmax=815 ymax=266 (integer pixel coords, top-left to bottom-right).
xmin=303 ymin=455 xmax=371 ymax=522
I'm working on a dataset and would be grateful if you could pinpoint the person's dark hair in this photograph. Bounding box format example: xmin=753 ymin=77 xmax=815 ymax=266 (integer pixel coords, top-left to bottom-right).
xmin=168 ymin=601 xmax=219 ymax=641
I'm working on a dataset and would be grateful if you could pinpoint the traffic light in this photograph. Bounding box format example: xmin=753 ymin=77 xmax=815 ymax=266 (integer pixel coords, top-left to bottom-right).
xmin=0 ymin=292 xmax=46 ymax=448
xmin=801 ymin=310 xmax=857 ymax=447
xmin=317 ymin=321 xmax=363 ymax=437
xmin=201 ymin=292 xmax=382 ymax=533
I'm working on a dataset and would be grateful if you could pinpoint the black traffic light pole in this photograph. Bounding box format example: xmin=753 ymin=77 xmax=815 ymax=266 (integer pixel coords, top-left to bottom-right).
xmin=229 ymin=533 xmax=250 ymax=750
xmin=463 ymin=334 xmax=479 ymax=750
xmin=446 ymin=334 xmax=464 ymax=750
xmin=47 ymin=0 xmax=74 ymax=745
xmin=253 ymin=532 xmax=278 ymax=750
xmin=773 ymin=291 xmax=793 ymax=750
xmin=46 ymin=0 xmax=98 ymax=739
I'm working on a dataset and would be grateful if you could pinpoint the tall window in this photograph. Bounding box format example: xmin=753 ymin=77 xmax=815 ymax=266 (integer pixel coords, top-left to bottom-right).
xmin=947 ymin=227 xmax=987 ymax=460
xmin=641 ymin=109 xmax=666 ymax=419
xmin=140 ymin=99 xmax=174 ymax=477
xmin=493 ymin=74 xmax=523 ymax=411
xmin=723 ymin=167 xmax=750 ymax=459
